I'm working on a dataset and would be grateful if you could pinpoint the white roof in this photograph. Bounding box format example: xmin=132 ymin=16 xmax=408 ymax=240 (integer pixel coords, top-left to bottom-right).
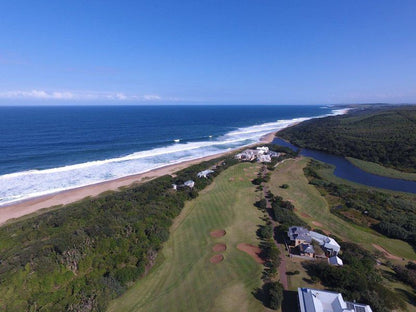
xmin=310 ymin=231 xmax=341 ymax=253
xmin=298 ymin=288 xmax=372 ymax=312
xmin=184 ymin=180 xmax=195 ymax=187
xmin=197 ymin=169 xmax=214 ymax=178
xmin=328 ymin=256 xmax=343 ymax=266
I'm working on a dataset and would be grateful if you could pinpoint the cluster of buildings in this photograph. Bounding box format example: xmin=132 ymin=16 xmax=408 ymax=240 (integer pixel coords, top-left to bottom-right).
xmin=172 ymin=169 xmax=215 ymax=190
xmin=288 ymin=226 xmax=343 ymax=266
xmin=291 ymin=227 xmax=373 ymax=310
xmin=234 ymin=146 xmax=280 ymax=163
xmin=298 ymin=288 xmax=373 ymax=312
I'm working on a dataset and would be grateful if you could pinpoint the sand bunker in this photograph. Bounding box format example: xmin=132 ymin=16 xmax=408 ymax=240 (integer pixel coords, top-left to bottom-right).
xmin=212 ymin=243 xmax=227 ymax=252
xmin=312 ymin=221 xmax=323 ymax=227
xmin=372 ymin=244 xmax=401 ymax=260
xmin=300 ymin=212 xmax=311 ymax=218
xmin=210 ymin=229 xmax=226 ymax=238
xmin=210 ymin=254 xmax=224 ymax=264
xmin=237 ymin=243 xmax=265 ymax=264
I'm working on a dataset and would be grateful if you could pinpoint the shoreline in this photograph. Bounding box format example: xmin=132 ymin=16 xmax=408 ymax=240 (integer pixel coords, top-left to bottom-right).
xmin=0 ymin=131 xmax=276 ymax=225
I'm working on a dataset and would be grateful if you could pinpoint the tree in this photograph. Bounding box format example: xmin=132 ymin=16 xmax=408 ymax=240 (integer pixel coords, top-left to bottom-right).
xmin=266 ymin=281 xmax=284 ymax=310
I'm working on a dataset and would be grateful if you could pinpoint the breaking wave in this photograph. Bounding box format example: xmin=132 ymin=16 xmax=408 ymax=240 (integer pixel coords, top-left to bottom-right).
xmin=0 ymin=108 xmax=348 ymax=206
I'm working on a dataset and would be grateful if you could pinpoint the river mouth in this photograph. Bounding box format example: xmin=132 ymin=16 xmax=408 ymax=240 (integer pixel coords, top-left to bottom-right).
xmin=273 ymin=137 xmax=416 ymax=194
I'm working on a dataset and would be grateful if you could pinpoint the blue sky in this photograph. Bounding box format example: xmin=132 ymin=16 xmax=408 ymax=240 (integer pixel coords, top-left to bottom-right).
xmin=1 ymin=1 xmax=415 ymax=104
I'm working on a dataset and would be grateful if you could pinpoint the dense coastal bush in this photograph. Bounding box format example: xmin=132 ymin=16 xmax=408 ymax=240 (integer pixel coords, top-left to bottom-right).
xmin=392 ymin=263 xmax=416 ymax=289
xmin=269 ymin=193 xmax=307 ymax=227
xmin=304 ymin=160 xmax=416 ymax=246
xmin=0 ymin=156 xmax=236 ymax=311
xmin=304 ymin=243 xmax=405 ymax=312
xmin=278 ymin=106 xmax=416 ymax=172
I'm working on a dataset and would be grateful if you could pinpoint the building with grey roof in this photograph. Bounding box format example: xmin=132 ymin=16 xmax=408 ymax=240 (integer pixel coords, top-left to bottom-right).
xmin=288 ymin=226 xmax=312 ymax=245
xmin=298 ymin=288 xmax=372 ymax=312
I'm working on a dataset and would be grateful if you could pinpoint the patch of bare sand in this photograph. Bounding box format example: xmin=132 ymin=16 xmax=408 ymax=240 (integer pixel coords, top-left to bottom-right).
xmin=212 ymin=243 xmax=227 ymax=252
xmin=210 ymin=229 xmax=226 ymax=238
xmin=312 ymin=221 xmax=323 ymax=227
xmin=237 ymin=243 xmax=264 ymax=264
xmin=210 ymin=254 xmax=224 ymax=264
xmin=372 ymin=244 xmax=401 ymax=260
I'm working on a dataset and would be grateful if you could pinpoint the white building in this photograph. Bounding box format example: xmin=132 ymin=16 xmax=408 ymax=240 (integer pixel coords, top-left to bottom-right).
xmin=197 ymin=169 xmax=214 ymax=178
xmin=328 ymin=256 xmax=343 ymax=266
xmin=235 ymin=149 xmax=259 ymax=161
xmin=309 ymin=231 xmax=341 ymax=256
xmin=184 ymin=180 xmax=195 ymax=188
xmin=298 ymin=288 xmax=373 ymax=312
xmin=257 ymin=154 xmax=272 ymax=163
xmin=256 ymin=146 xmax=269 ymax=154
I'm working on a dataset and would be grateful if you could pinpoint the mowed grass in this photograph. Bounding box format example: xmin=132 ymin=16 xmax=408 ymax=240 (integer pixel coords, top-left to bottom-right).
xmin=107 ymin=163 xmax=269 ymax=312
xmin=269 ymin=157 xmax=416 ymax=261
xmin=347 ymin=157 xmax=416 ymax=181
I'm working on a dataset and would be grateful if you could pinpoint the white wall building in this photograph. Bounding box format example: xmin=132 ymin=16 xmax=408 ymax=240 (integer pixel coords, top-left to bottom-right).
xmin=298 ymin=288 xmax=373 ymax=312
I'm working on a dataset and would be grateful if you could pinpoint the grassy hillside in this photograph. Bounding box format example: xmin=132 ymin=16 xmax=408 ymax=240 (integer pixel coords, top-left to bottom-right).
xmin=108 ymin=163 xmax=268 ymax=312
xmin=278 ymin=106 xmax=416 ymax=172
xmin=266 ymin=157 xmax=416 ymax=311
xmin=346 ymin=157 xmax=416 ymax=181
xmin=267 ymin=157 xmax=416 ymax=261
xmin=0 ymin=156 xmax=238 ymax=311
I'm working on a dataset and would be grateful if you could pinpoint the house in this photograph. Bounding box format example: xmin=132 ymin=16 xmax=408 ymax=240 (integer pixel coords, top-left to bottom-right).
xmin=197 ymin=169 xmax=214 ymax=178
xmin=235 ymin=149 xmax=259 ymax=161
xmin=256 ymin=146 xmax=269 ymax=154
xmin=257 ymin=154 xmax=272 ymax=163
xmin=298 ymin=288 xmax=373 ymax=312
xmin=299 ymin=243 xmax=315 ymax=257
xmin=288 ymin=226 xmax=343 ymax=260
xmin=288 ymin=226 xmax=312 ymax=246
xmin=309 ymin=231 xmax=341 ymax=256
xmin=184 ymin=180 xmax=195 ymax=188
xmin=269 ymin=151 xmax=280 ymax=158
xmin=328 ymin=256 xmax=343 ymax=266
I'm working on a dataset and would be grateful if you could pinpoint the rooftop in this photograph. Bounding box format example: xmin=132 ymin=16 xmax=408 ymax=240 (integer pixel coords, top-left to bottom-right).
xmin=298 ymin=288 xmax=373 ymax=312
xmin=288 ymin=226 xmax=312 ymax=243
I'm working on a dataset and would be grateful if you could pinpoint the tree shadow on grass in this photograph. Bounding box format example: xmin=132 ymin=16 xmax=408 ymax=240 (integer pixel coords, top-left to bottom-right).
xmin=281 ymin=290 xmax=298 ymax=312
xmin=395 ymin=288 xmax=416 ymax=307
xmin=252 ymin=287 xmax=298 ymax=311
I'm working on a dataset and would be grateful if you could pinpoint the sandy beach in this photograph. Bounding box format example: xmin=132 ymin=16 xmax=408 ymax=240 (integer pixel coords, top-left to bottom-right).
xmin=0 ymin=131 xmax=277 ymax=225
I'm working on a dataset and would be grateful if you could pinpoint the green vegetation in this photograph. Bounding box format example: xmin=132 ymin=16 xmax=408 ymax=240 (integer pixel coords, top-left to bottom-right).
xmin=0 ymin=156 xmax=238 ymax=311
xmin=279 ymin=105 xmax=416 ymax=172
xmin=347 ymin=157 xmax=416 ymax=181
xmin=392 ymin=262 xmax=416 ymax=289
xmin=269 ymin=193 xmax=306 ymax=229
xmin=267 ymin=157 xmax=416 ymax=261
xmin=304 ymin=242 xmax=406 ymax=312
xmin=265 ymin=282 xmax=284 ymax=310
xmin=108 ymin=163 xmax=267 ymax=312
xmin=305 ymin=160 xmax=416 ymax=246
xmin=266 ymin=156 xmax=416 ymax=310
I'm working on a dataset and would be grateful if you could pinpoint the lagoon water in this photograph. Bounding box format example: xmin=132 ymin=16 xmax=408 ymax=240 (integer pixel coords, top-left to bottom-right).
xmin=273 ymin=138 xmax=416 ymax=194
xmin=0 ymin=105 xmax=339 ymax=206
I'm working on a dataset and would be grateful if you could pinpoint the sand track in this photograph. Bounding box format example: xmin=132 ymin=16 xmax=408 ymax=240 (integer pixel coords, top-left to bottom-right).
xmin=237 ymin=243 xmax=264 ymax=264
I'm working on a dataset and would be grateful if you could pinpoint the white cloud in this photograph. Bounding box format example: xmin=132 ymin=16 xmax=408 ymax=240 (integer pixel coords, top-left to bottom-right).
xmin=0 ymin=90 xmax=170 ymax=102
xmin=142 ymin=94 xmax=161 ymax=101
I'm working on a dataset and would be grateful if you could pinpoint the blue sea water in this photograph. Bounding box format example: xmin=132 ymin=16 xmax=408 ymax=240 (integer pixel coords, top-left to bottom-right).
xmin=0 ymin=105 xmax=339 ymax=205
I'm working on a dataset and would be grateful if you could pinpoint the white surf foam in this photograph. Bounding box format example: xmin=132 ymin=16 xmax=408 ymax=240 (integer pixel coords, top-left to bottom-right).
xmin=0 ymin=108 xmax=349 ymax=206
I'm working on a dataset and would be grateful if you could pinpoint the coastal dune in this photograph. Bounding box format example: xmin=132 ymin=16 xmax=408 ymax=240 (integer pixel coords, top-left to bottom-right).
xmin=0 ymin=132 xmax=276 ymax=225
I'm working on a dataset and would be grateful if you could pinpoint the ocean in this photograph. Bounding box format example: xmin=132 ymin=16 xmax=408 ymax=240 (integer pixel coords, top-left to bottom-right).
xmin=0 ymin=105 xmax=342 ymax=206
